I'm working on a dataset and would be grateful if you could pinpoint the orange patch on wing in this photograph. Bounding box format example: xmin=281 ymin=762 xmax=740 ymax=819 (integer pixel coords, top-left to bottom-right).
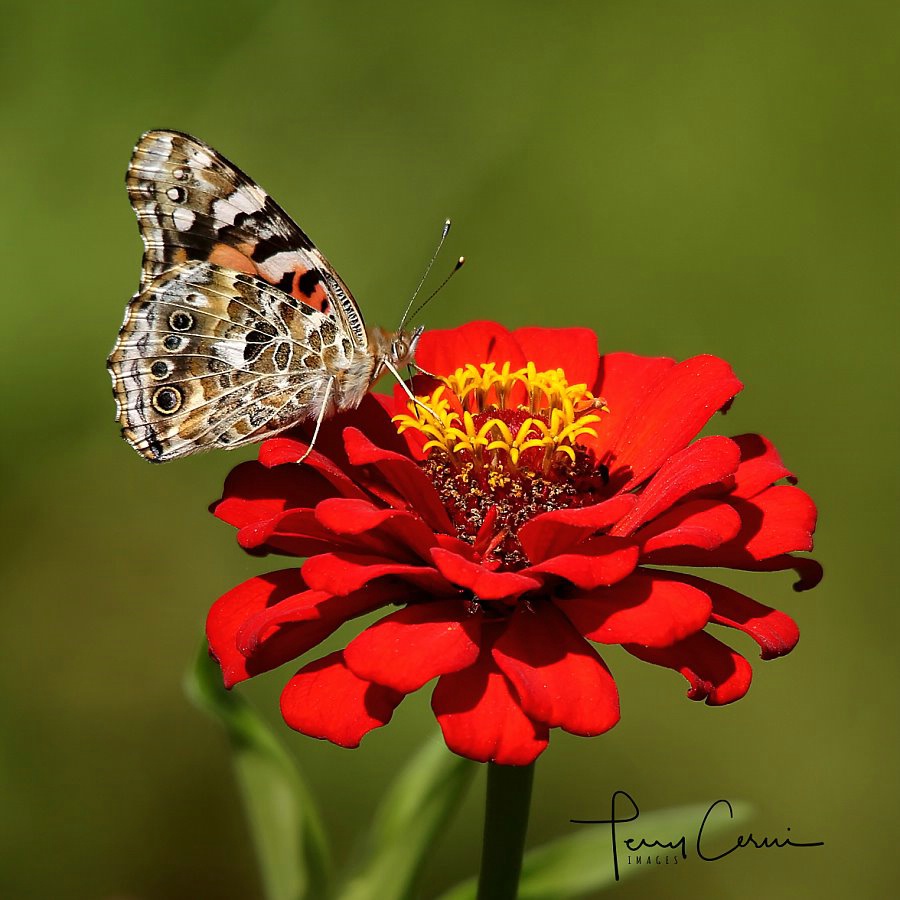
xmin=209 ymin=243 xmax=257 ymax=276
xmin=292 ymin=278 xmax=330 ymax=313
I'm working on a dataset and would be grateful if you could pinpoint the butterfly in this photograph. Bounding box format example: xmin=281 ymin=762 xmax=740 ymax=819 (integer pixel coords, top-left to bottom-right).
xmin=107 ymin=129 xmax=428 ymax=463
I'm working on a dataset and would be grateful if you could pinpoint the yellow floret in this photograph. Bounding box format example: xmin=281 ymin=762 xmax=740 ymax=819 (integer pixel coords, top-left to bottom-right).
xmin=393 ymin=363 xmax=608 ymax=469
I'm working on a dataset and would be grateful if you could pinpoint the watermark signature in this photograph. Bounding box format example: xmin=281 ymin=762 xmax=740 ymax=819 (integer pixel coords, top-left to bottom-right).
xmin=572 ymin=789 xmax=824 ymax=881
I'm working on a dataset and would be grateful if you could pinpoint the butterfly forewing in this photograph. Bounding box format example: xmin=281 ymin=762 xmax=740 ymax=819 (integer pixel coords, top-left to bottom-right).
xmin=126 ymin=129 xmax=367 ymax=348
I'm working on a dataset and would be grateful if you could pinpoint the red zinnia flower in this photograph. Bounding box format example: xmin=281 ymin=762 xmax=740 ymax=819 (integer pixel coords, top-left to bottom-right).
xmin=207 ymin=322 xmax=820 ymax=766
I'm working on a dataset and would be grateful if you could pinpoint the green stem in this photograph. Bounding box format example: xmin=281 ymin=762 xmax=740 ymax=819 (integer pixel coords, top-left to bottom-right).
xmin=476 ymin=762 xmax=535 ymax=900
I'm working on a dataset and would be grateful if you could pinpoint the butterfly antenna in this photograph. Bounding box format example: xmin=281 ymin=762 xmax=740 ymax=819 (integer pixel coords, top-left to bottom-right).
xmin=399 ymin=219 xmax=452 ymax=329
xmin=407 ymin=256 xmax=465 ymax=324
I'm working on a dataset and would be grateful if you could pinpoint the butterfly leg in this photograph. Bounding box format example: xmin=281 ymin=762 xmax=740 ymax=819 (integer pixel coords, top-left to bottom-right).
xmin=411 ymin=360 xmax=439 ymax=379
xmin=296 ymin=376 xmax=336 ymax=465
xmin=383 ymin=359 xmax=438 ymax=421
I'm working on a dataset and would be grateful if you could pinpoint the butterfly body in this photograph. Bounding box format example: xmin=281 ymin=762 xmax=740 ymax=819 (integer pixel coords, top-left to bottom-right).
xmin=108 ymin=130 xmax=421 ymax=462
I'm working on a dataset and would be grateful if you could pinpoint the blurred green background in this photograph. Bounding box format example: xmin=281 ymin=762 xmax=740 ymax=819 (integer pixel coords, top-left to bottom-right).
xmin=1 ymin=1 xmax=896 ymax=897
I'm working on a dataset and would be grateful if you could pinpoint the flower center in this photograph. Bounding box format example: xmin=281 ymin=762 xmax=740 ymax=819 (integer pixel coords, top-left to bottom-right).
xmin=394 ymin=362 xmax=610 ymax=568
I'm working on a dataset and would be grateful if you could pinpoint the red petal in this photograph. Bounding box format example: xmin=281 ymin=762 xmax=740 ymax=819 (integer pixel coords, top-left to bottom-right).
xmin=236 ymin=581 xmax=402 ymax=656
xmin=342 ymin=427 xmax=454 ymax=534
xmin=472 ymin=506 xmax=501 ymax=558
xmin=256 ymin=397 xmax=415 ymax=510
xmin=637 ymin=499 xmax=742 ymax=553
xmin=263 ymin=394 xmax=409 ymax=465
xmin=301 ymin=552 xmax=452 ymax=596
xmin=258 ymin=438 xmax=369 ymax=501
xmin=559 ymin=570 xmax=712 ymax=647
xmin=432 ymin=645 xmax=549 ymax=765
xmin=643 ymin=546 xmax=823 ymax=592
xmin=776 ymin=556 xmax=823 ymax=591
xmin=671 ymin=573 xmax=800 ymax=660
xmin=235 ymin=507 xmax=341 ymax=557
xmin=430 ymin=547 xmax=541 ymax=600
xmin=370 ymin=391 xmax=397 ymax=417
xmin=315 ymin=497 xmax=438 ymax=561
xmin=345 ymin=600 xmax=482 ymax=693
xmin=731 ymin=433 xmax=796 ymax=499
xmin=625 ymin=632 xmax=753 ymax=705
xmin=236 ymin=506 xmax=402 ymax=559
xmin=523 ymin=536 xmax=639 ymax=589
xmin=415 ymin=321 xmax=527 ymax=377
xmin=610 ymin=436 xmax=741 ymax=536
xmin=647 ymin=485 xmax=817 ymax=572
xmin=731 ymin=486 xmax=817 ymax=559
xmin=435 ymin=532 xmax=483 ymax=557
xmin=587 ymin=352 xmax=675 ymax=455
xmin=512 ymin=327 xmax=600 ymax=390
xmin=206 ymin=569 xmax=305 ymax=688
xmin=518 ymin=494 xmax=637 ymax=563
xmin=492 ymin=604 xmax=619 ymax=736
xmin=281 ymin=651 xmax=404 ymax=748
xmin=213 ymin=461 xmax=343 ymax=530
xmin=601 ymin=355 xmax=743 ymax=489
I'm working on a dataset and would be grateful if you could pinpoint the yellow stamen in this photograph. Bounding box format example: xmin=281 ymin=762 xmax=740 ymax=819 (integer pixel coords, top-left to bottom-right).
xmin=393 ymin=362 xmax=608 ymax=469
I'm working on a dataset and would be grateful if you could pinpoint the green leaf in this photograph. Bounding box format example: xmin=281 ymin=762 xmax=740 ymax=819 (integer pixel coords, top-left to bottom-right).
xmin=436 ymin=799 xmax=753 ymax=900
xmin=337 ymin=733 xmax=478 ymax=900
xmin=185 ymin=639 xmax=331 ymax=900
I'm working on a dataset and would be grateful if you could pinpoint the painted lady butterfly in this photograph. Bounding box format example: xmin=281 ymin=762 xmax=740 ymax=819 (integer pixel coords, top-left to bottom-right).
xmin=108 ymin=130 xmax=426 ymax=463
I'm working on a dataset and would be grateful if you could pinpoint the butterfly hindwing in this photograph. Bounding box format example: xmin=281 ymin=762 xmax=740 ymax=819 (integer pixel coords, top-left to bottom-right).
xmin=108 ymin=261 xmax=355 ymax=461
xmin=127 ymin=129 xmax=368 ymax=349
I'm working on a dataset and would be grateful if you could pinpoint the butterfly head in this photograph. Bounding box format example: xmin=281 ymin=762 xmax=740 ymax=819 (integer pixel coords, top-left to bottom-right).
xmin=391 ymin=324 xmax=425 ymax=368
xmin=370 ymin=324 xmax=424 ymax=370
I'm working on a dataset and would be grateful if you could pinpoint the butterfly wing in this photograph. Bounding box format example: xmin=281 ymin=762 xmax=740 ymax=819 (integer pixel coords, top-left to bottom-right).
xmin=108 ymin=261 xmax=357 ymax=462
xmin=127 ymin=129 xmax=368 ymax=350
